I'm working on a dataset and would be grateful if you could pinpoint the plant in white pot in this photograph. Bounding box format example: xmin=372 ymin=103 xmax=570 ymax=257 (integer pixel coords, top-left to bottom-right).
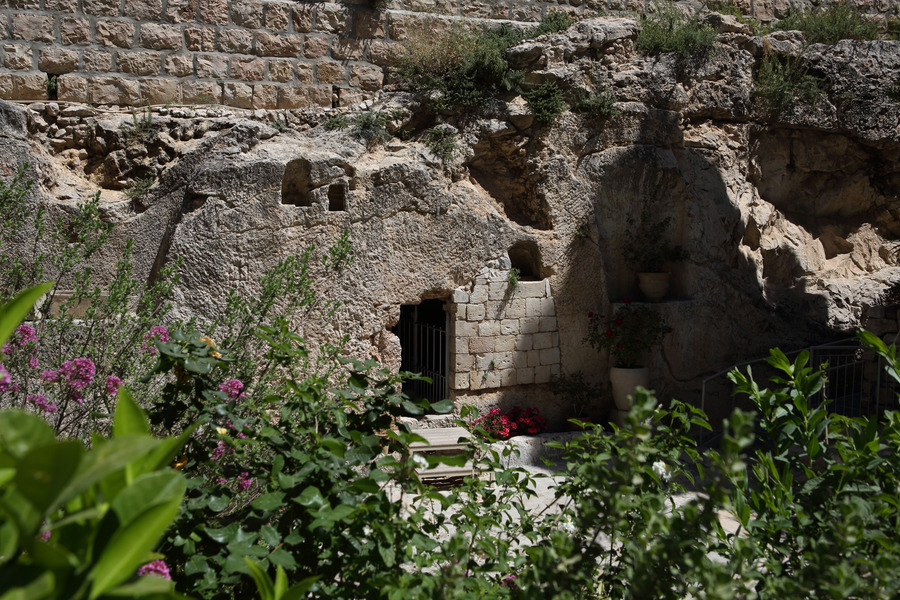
xmin=584 ymin=300 xmax=670 ymax=412
xmin=622 ymin=204 xmax=687 ymax=302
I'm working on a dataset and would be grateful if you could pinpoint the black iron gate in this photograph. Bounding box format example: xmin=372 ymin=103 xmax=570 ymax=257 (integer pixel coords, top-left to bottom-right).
xmin=394 ymin=300 xmax=448 ymax=404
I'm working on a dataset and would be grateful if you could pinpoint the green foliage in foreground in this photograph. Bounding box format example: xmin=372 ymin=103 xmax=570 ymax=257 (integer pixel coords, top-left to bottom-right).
xmin=635 ymin=1 xmax=717 ymax=60
xmin=754 ymin=51 xmax=826 ymax=114
xmin=0 ymin=284 xmax=191 ymax=600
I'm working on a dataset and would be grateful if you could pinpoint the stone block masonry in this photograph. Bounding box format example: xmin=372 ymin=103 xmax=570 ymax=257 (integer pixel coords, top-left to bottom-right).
xmin=1 ymin=0 xmax=896 ymax=109
xmin=450 ymin=266 xmax=561 ymax=391
xmin=0 ymin=0 xmax=589 ymax=109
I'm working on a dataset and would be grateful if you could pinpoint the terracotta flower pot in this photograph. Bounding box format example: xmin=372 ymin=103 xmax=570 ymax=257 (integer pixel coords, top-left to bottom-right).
xmin=609 ymin=366 xmax=650 ymax=411
xmin=637 ymin=272 xmax=670 ymax=302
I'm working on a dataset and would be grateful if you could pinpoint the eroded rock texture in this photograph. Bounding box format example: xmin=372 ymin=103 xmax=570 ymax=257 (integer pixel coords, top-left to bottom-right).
xmin=2 ymin=17 xmax=899 ymax=424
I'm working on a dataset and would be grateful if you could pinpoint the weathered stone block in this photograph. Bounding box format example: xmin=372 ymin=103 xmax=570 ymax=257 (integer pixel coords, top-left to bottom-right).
xmin=500 ymin=319 xmax=518 ymax=335
xmin=12 ymin=15 xmax=55 ymax=43
xmin=515 ymin=335 xmax=532 ymax=351
xmin=303 ymin=35 xmax=330 ymax=59
xmin=518 ymin=280 xmax=547 ymax=298
xmin=533 ymin=332 xmax=553 ymax=350
xmin=483 ymin=370 xmax=501 ymax=388
xmin=314 ymin=3 xmax=351 ymax=33
xmin=466 ymin=304 xmax=485 ymax=322
xmin=534 ymin=365 xmax=552 ymax=384
xmin=223 ymin=81 xmax=253 ymax=108
xmin=83 ymin=50 xmax=113 ymax=72
xmin=0 ymin=74 xmax=13 ymax=99
xmin=520 ymin=317 xmax=540 ymax=334
xmin=494 ymin=352 xmax=514 ymax=370
xmin=453 ymin=372 xmax=469 ymax=390
xmin=295 ymin=62 xmax=313 ymax=83
xmin=218 ymin=28 xmax=254 ymax=54
xmin=292 ymin=3 xmax=313 ymax=32
xmin=185 ymin=26 xmax=216 ymax=51
xmin=195 ymin=54 xmax=228 ymax=78
xmin=257 ymin=32 xmax=302 ymax=57
xmin=539 ymin=348 xmax=561 ymax=365
xmin=509 ymin=5 xmax=542 ymax=21
xmin=468 ymin=336 xmax=494 ymax=354
xmin=3 ymin=44 xmax=33 ymax=70
xmin=45 ymin=0 xmax=77 ymax=10
xmin=124 ymin=0 xmax=163 ymax=20
xmin=181 ymin=80 xmax=221 ymax=104
xmin=82 ymin=0 xmax=119 ymax=17
xmin=231 ymin=0 xmax=264 ymax=28
xmin=475 ymin=354 xmax=493 ymax=371
xmin=516 ymin=367 xmax=534 ymax=385
xmin=454 ymin=353 xmax=474 ymax=372
xmin=118 ymin=51 xmax=162 ymax=76
xmin=96 ymin=21 xmax=136 ymax=48
xmin=478 ymin=321 xmax=499 ymax=337
xmin=141 ymin=78 xmax=180 ymax=104
xmin=232 ymin=57 xmax=265 ymax=80
xmin=367 ymin=40 xmax=404 ymax=67
xmin=527 ymin=349 xmax=540 ymax=368
xmin=57 ymin=74 xmax=88 ymax=102
xmin=540 ymin=297 xmax=556 ymax=316
xmin=10 ymin=73 xmax=46 ymax=100
xmin=349 ymin=63 xmax=383 ymax=91
xmin=494 ymin=336 xmax=515 ymax=352
xmin=500 ymin=368 xmax=517 ymax=387
xmin=469 ymin=285 xmax=488 ymax=303
xmin=513 ymin=351 xmax=529 ymax=369
xmin=261 ymin=59 xmax=291 ymax=82
xmin=331 ymin=39 xmax=364 ymax=61
xmin=199 ymin=0 xmax=229 ymax=24
xmin=488 ymin=282 xmax=508 ymax=300
xmin=315 ymin=60 xmax=344 ymax=84
xmin=60 ymin=18 xmax=91 ymax=45
xmin=39 ymin=48 xmax=79 ymax=74
xmin=453 ymin=320 xmax=477 ymax=337
xmin=164 ymin=54 xmax=193 ymax=76
xmin=91 ymin=76 xmax=141 ymax=105
xmin=265 ymin=2 xmax=291 ymax=30
xmin=525 ymin=297 xmax=542 ymax=317
xmin=452 ymin=289 xmax=468 ymax=303
xmin=251 ymin=83 xmax=277 ymax=108
xmin=539 ymin=317 xmax=557 ymax=333
xmin=140 ymin=24 xmax=183 ymax=50
xmin=166 ymin=0 xmax=199 ymax=23
xmin=453 ymin=336 xmax=469 ymax=354
xmin=505 ymin=298 xmax=526 ymax=319
xmin=276 ymin=84 xmax=330 ymax=108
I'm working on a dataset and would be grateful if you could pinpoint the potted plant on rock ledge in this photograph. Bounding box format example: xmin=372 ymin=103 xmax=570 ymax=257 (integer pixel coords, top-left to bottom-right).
xmin=623 ymin=203 xmax=687 ymax=302
xmin=585 ymin=299 xmax=671 ymax=415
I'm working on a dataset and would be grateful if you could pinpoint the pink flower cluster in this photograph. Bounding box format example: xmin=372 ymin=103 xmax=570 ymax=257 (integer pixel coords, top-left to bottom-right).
xmin=210 ymin=441 xmax=234 ymax=462
xmin=137 ymin=560 xmax=171 ymax=580
xmin=0 ymin=364 xmax=10 ymax=392
xmin=219 ymin=379 xmax=245 ymax=402
xmin=28 ymin=394 xmax=57 ymax=413
xmin=471 ymin=406 xmax=548 ymax=440
xmin=141 ymin=326 xmax=170 ymax=356
xmin=105 ymin=375 xmax=123 ymax=396
xmin=237 ymin=472 xmax=253 ymax=491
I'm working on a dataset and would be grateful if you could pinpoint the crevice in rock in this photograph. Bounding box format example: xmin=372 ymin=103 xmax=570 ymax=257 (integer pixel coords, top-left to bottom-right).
xmin=508 ymin=239 xmax=543 ymax=280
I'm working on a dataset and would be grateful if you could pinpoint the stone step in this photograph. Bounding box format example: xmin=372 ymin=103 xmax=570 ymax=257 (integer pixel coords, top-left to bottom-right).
xmin=409 ymin=426 xmax=471 ymax=453
xmin=417 ymin=461 xmax=476 ymax=480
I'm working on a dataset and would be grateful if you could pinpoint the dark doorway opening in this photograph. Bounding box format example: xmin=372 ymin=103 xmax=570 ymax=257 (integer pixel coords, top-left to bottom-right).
xmin=393 ymin=299 xmax=448 ymax=404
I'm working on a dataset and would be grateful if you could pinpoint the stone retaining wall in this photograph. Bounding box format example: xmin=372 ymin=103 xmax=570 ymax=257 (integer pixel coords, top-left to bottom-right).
xmin=1 ymin=0 xmax=896 ymax=110
xmin=450 ymin=265 xmax=561 ymax=392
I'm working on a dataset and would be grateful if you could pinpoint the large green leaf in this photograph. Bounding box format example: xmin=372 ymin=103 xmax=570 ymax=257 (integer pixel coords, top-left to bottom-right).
xmin=0 ymin=411 xmax=55 ymax=460
xmin=113 ymin=387 xmax=150 ymax=438
xmin=88 ymin=471 xmax=186 ymax=599
xmin=244 ymin=558 xmax=274 ymax=600
xmin=16 ymin=441 xmax=84 ymax=515
xmin=0 ymin=282 xmax=52 ymax=349
xmin=56 ymin=435 xmax=160 ymax=508
xmin=0 ymin=568 xmax=55 ymax=600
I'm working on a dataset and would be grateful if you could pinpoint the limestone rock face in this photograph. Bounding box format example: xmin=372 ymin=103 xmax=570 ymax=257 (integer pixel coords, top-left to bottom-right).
xmin=2 ymin=15 xmax=900 ymax=422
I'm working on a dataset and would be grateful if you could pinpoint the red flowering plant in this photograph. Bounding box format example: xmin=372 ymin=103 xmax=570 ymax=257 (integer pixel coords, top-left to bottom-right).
xmin=471 ymin=406 xmax=547 ymax=440
xmin=584 ymin=299 xmax=670 ymax=368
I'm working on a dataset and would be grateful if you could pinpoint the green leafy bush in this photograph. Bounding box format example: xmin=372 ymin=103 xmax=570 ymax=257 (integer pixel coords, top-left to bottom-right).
xmin=774 ymin=3 xmax=881 ymax=44
xmin=323 ymin=115 xmax=350 ymax=130
xmin=635 ymin=1 xmax=717 ymax=59
xmin=422 ymin=126 xmax=457 ymax=162
xmin=754 ymin=51 xmax=826 ymax=114
xmin=351 ymin=111 xmax=391 ymax=147
xmin=524 ymin=81 xmax=567 ymax=126
xmin=530 ymin=10 xmax=577 ymax=37
xmin=572 ymin=88 xmax=619 ymax=121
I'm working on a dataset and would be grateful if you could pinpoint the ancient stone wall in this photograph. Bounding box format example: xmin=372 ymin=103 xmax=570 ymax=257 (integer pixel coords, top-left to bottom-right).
xmin=1 ymin=0 xmax=897 ymax=109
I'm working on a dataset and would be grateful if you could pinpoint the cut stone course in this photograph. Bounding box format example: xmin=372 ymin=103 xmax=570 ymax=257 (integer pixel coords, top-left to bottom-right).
xmin=11 ymin=15 xmax=55 ymax=43
xmin=59 ymin=18 xmax=91 ymax=46
xmin=96 ymin=21 xmax=136 ymax=48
